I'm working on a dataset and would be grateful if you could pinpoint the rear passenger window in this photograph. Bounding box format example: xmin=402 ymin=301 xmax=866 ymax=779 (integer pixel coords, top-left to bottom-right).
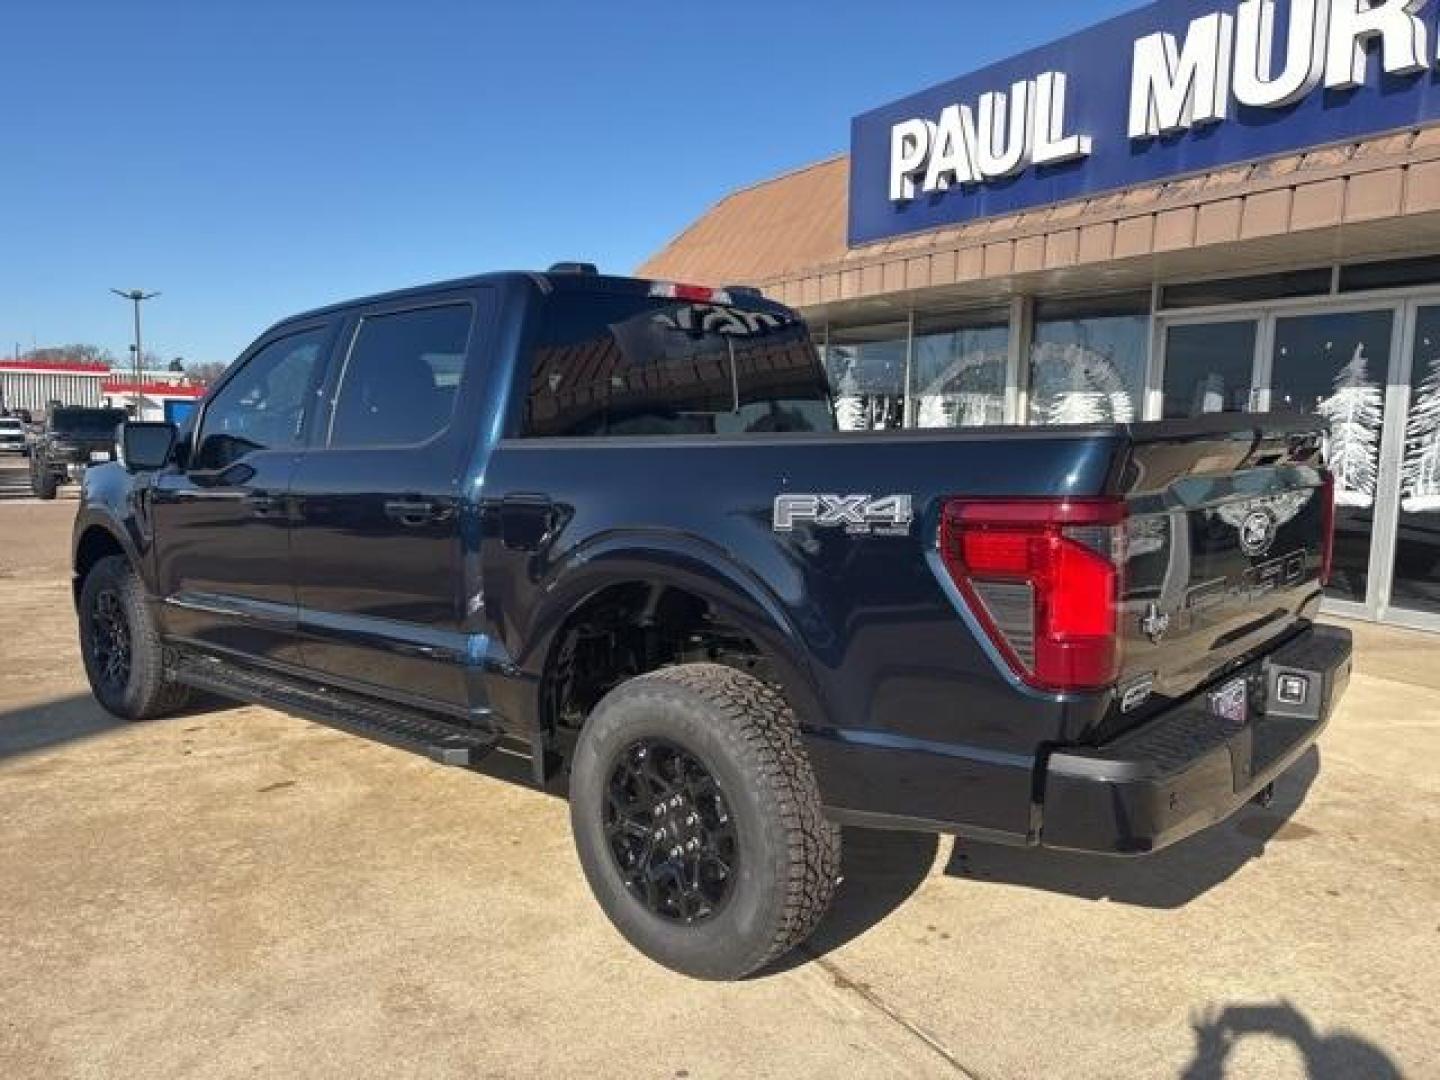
xmin=329 ymin=304 xmax=474 ymax=447
xmin=526 ymin=293 xmax=834 ymax=437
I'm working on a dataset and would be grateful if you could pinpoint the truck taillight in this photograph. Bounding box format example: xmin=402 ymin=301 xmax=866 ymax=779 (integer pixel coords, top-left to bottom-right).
xmin=939 ymin=499 xmax=1127 ymax=693
xmin=1320 ymin=471 xmax=1336 ymax=586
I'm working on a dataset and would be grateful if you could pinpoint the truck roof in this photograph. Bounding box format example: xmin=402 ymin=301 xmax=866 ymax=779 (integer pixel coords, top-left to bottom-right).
xmin=277 ymin=270 xmax=782 ymax=336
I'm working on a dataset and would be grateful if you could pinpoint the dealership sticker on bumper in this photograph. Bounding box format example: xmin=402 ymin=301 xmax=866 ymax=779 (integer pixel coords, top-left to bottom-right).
xmin=1210 ymin=678 xmax=1249 ymax=725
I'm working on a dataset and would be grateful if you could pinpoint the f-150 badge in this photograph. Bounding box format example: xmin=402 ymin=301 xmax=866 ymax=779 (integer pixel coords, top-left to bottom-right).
xmin=773 ymin=493 xmax=913 ymax=536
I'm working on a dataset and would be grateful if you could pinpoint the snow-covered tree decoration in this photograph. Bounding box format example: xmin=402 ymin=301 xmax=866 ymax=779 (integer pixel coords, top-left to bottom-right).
xmin=1030 ymin=341 xmax=1136 ymax=425
xmin=1047 ymin=390 xmax=1108 ymax=425
xmin=833 ymin=369 xmax=865 ymax=432
xmin=1402 ymin=352 xmax=1440 ymax=513
xmin=1317 ymin=344 xmax=1383 ymax=509
xmin=916 ymin=394 xmax=951 ymax=429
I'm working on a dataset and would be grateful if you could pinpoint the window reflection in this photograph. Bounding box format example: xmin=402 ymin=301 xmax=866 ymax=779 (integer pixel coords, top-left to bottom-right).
xmin=825 ymin=323 xmax=907 ymax=431
xmin=1029 ymin=296 xmax=1149 ymax=425
xmin=1162 ymin=321 xmax=1257 ymax=418
xmin=913 ymin=312 xmax=1008 ymax=428
xmin=1392 ymin=305 xmax=1440 ymax=616
xmin=1271 ymin=309 xmax=1394 ymax=604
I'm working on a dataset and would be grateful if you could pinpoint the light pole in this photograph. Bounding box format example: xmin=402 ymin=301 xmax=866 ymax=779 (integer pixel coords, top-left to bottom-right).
xmin=111 ymin=288 xmax=159 ymax=415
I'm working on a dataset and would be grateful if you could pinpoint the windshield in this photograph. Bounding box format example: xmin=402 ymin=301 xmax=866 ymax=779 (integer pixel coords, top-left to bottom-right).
xmin=526 ymin=294 xmax=835 ymax=437
xmin=52 ymin=408 xmax=128 ymax=436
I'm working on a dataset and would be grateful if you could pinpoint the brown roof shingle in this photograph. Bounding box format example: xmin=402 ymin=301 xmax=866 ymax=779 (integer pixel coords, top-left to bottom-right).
xmin=638 ymin=156 xmax=850 ymax=286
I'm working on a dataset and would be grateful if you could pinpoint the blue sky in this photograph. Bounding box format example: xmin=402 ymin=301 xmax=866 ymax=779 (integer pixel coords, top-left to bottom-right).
xmin=1 ymin=0 xmax=1139 ymax=365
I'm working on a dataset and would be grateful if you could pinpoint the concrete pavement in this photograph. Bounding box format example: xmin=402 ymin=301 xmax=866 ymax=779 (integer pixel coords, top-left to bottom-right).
xmin=1 ymin=460 xmax=1436 ymax=1079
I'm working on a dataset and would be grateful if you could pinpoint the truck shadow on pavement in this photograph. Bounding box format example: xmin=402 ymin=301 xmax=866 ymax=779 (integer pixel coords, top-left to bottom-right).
xmin=764 ymin=827 xmax=940 ymax=974
xmin=0 ymin=692 xmax=240 ymax=762
xmin=1179 ymin=1000 xmax=1402 ymax=1079
xmin=943 ymin=747 xmax=1322 ymax=909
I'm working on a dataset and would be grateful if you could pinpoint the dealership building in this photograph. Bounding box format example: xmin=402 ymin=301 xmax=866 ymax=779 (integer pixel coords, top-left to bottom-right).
xmin=642 ymin=0 xmax=1440 ymax=631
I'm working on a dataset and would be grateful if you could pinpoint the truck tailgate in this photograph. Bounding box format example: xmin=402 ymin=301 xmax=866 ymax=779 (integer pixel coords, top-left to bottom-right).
xmin=1109 ymin=415 xmax=1330 ymax=736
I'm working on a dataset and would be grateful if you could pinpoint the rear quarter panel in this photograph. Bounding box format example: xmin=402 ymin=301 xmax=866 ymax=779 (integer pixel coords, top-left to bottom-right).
xmin=478 ymin=429 xmax=1127 ymax=836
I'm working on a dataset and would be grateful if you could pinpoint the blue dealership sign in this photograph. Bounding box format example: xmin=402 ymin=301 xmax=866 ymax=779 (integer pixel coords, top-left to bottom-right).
xmin=849 ymin=0 xmax=1440 ymax=244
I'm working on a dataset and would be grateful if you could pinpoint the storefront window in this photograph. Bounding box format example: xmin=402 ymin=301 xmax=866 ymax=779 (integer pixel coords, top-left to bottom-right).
xmin=912 ymin=311 xmax=1009 ymax=428
xmin=1161 ymin=320 xmax=1257 ymax=418
xmin=1270 ymin=309 xmax=1394 ymax=605
xmin=825 ymin=322 xmax=907 ymax=431
xmin=1391 ymin=305 xmax=1440 ymax=617
xmin=1028 ymin=295 xmax=1149 ymax=426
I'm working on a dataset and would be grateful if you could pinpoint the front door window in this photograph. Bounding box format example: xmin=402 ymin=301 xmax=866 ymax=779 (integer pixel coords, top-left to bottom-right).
xmin=1269 ymin=310 xmax=1395 ymax=605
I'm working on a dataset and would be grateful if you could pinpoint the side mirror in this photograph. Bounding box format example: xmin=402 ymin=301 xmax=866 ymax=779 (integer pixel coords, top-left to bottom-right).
xmin=119 ymin=421 xmax=178 ymax=472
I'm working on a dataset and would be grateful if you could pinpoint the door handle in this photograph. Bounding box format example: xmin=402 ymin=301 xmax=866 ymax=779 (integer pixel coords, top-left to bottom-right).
xmin=384 ymin=499 xmax=448 ymax=527
xmin=246 ymin=492 xmax=285 ymax=518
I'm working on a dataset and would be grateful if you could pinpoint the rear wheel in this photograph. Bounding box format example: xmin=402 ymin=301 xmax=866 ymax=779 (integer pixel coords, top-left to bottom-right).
xmin=79 ymin=555 xmax=191 ymax=720
xmin=569 ymin=663 xmax=839 ymax=980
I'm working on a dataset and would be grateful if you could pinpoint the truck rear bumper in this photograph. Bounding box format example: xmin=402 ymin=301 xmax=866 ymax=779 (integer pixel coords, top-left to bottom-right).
xmin=1040 ymin=624 xmax=1352 ymax=855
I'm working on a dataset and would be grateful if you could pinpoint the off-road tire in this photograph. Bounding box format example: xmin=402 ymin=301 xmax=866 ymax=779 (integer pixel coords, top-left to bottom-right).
xmin=79 ymin=555 xmax=191 ymax=721
xmin=569 ymin=663 xmax=840 ymax=980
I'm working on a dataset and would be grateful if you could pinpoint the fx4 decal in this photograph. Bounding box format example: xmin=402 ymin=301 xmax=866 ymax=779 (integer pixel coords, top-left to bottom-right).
xmin=773 ymin=493 xmax=914 ymax=536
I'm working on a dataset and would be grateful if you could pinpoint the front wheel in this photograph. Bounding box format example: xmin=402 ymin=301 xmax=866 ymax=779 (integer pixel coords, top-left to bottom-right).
xmin=78 ymin=555 xmax=191 ymax=720
xmin=569 ymin=663 xmax=839 ymax=980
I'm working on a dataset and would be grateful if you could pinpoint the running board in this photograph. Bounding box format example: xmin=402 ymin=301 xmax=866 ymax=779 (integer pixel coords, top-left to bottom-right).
xmin=172 ymin=653 xmax=500 ymax=767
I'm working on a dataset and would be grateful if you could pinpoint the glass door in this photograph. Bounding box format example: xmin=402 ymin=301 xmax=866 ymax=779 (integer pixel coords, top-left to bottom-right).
xmin=1156 ymin=317 xmax=1261 ymax=419
xmin=1266 ymin=308 xmax=1399 ymax=612
xmin=1386 ymin=303 xmax=1440 ymax=623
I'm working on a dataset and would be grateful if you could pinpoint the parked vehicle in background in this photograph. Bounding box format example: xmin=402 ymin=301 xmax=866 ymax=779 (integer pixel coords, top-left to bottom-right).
xmin=70 ymin=267 xmax=1350 ymax=979
xmin=0 ymin=416 xmax=26 ymax=454
xmin=29 ymin=407 xmax=127 ymax=499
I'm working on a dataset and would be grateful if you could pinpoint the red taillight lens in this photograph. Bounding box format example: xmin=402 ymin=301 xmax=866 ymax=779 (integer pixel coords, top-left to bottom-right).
xmin=649 ymin=281 xmax=732 ymax=304
xmin=940 ymin=499 xmax=1127 ymax=692
xmin=1320 ymin=471 xmax=1336 ymax=586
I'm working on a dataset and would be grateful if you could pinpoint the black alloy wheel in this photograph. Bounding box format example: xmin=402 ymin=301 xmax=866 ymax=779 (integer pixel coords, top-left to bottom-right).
xmin=569 ymin=663 xmax=840 ymax=980
xmin=78 ymin=554 xmax=191 ymax=721
xmin=88 ymin=587 xmax=132 ymax=694
xmin=605 ymin=738 xmax=738 ymax=924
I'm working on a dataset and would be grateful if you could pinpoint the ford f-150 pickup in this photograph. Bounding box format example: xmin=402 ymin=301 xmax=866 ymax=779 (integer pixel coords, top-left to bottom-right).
xmin=72 ymin=266 xmax=1351 ymax=978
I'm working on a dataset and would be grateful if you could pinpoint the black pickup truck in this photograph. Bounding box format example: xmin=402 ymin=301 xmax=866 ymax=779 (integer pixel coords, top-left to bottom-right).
xmin=73 ymin=267 xmax=1351 ymax=979
xmin=30 ymin=406 xmax=128 ymax=499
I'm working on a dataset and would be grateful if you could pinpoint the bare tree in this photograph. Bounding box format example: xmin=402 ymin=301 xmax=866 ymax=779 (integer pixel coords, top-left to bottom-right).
xmin=184 ymin=360 xmax=229 ymax=386
xmin=23 ymin=343 xmax=115 ymax=367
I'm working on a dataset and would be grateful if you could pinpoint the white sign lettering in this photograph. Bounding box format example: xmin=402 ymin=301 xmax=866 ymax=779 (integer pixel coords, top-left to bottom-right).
xmin=1129 ymin=11 xmax=1235 ymax=138
xmin=887 ymin=0 xmax=1439 ymax=206
xmin=1233 ymin=0 xmax=1329 ymax=109
xmin=890 ymin=71 xmax=1089 ymax=202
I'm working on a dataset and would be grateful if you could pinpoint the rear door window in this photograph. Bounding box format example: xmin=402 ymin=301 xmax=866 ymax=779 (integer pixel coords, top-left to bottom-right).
xmin=329 ymin=304 xmax=474 ymax=447
xmin=525 ymin=294 xmax=834 ymax=437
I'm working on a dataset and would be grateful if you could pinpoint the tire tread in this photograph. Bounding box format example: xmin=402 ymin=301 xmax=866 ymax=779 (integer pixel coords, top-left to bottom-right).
xmin=632 ymin=664 xmax=840 ymax=973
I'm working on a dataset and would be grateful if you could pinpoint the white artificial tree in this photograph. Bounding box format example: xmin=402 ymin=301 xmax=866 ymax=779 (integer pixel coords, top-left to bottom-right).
xmin=1317 ymin=344 xmax=1383 ymax=508
xmin=916 ymin=394 xmax=951 ymax=429
xmin=1402 ymin=352 xmax=1440 ymax=513
xmin=1046 ymin=390 xmax=1107 ymax=425
xmin=833 ymin=369 xmax=865 ymax=432
xmin=1032 ymin=341 xmax=1135 ymax=426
